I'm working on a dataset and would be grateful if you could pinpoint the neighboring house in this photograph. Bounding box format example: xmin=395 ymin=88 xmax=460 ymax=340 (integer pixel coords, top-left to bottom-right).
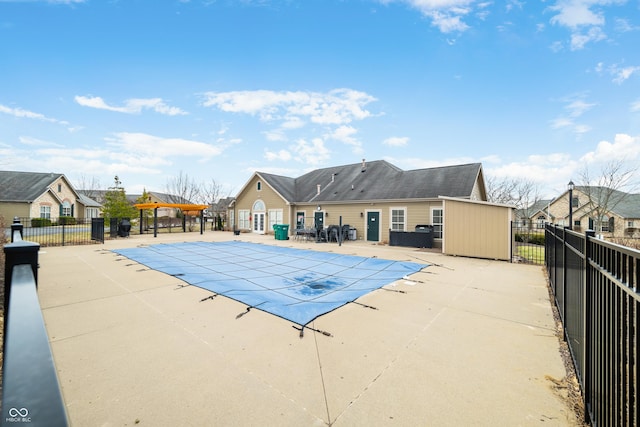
xmin=0 ymin=170 xmax=100 ymax=221
xmin=515 ymin=199 xmax=552 ymax=229
xmin=209 ymin=196 xmax=234 ymax=229
xmin=528 ymin=186 xmax=640 ymax=238
xmin=127 ymin=191 xmax=194 ymax=219
xmin=230 ymin=159 xmax=514 ymax=260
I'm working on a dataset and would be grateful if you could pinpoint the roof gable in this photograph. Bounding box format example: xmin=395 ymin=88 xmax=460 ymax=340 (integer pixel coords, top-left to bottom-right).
xmin=0 ymin=170 xmax=71 ymax=202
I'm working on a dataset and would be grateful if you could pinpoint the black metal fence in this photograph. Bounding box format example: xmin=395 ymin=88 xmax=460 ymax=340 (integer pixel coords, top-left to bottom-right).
xmin=546 ymin=223 xmax=640 ymax=426
xmin=2 ymin=219 xmax=69 ymax=426
xmin=511 ymin=222 xmax=545 ymax=264
xmin=8 ymin=217 xmax=108 ymax=247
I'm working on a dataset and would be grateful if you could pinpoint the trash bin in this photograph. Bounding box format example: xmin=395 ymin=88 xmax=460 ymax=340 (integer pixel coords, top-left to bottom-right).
xmin=348 ymin=227 xmax=357 ymax=241
xmin=273 ymin=224 xmax=290 ymax=240
xmin=414 ymin=224 xmax=433 ymax=248
xmin=118 ymin=218 xmax=131 ymax=237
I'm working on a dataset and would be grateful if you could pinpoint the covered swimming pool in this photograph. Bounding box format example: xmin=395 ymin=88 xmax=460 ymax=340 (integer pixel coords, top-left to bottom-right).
xmin=114 ymin=241 xmax=428 ymax=327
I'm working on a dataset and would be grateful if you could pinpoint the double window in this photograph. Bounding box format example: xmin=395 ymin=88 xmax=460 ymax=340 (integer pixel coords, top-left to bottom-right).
xmin=390 ymin=208 xmax=406 ymax=231
xmin=238 ymin=209 xmax=250 ymax=229
xmin=268 ymin=209 xmax=283 ymax=230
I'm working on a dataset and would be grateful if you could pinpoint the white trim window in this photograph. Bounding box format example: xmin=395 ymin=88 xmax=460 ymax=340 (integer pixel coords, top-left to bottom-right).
xmin=390 ymin=207 xmax=406 ymax=232
xmin=238 ymin=209 xmax=250 ymax=230
xmin=85 ymin=208 xmax=99 ymax=219
xmin=268 ymin=209 xmax=283 ymax=230
xmin=40 ymin=205 xmax=51 ymax=219
xmin=62 ymin=200 xmax=72 ymax=217
xmin=431 ymin=207 xmax=443 ymax=239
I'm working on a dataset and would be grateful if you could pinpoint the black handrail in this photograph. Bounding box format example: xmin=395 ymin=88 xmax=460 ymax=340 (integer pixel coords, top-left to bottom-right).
xmin=2 ymin=219 xmax=69 ymax=426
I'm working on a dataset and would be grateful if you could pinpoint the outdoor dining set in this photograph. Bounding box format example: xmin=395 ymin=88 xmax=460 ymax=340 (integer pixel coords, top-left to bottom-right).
xmin=294 ymin=224 xmax=352 ymax=243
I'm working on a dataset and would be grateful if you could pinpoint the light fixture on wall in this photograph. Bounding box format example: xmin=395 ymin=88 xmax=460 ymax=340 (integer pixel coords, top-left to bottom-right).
xmin=325 ymin=212 xmax=329 ymax=217
xmin=360 ymin=212 xmax=363 ymax=217
xmin=317 ymin=205 xmax=321 ymax=211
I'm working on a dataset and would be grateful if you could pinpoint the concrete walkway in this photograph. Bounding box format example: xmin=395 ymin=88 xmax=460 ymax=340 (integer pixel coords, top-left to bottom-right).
xmin=37 ymin=231 xmax=578 ymax=426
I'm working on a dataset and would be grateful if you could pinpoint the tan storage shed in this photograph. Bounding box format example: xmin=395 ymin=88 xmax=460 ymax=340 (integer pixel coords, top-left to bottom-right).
xmin=441 ymin=197 xmax=514 ymax=261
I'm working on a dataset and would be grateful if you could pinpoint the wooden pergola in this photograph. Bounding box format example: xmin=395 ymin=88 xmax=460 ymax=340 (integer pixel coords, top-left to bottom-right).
xmin=134 ymin=203 xmax=209 ymax=238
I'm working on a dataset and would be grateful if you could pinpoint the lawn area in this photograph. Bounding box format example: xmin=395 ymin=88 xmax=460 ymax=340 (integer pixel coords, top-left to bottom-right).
xmin=516 ymin=244 xmax=545 ymax=264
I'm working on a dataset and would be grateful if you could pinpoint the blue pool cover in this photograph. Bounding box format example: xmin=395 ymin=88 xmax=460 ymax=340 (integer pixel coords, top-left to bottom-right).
xmin=114 ymin=241 xmax=427 ymax=326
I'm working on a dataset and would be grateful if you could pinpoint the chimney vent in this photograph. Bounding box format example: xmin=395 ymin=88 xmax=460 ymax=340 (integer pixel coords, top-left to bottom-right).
xmin=317 ymin=184 xmax=321 ymax=195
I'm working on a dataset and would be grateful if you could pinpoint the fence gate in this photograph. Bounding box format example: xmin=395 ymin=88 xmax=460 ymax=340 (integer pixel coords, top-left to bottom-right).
xmin=511 ymin=222 xmax=545 ymax=264
xmin=91 ymin=218 xmax=105 ymax=243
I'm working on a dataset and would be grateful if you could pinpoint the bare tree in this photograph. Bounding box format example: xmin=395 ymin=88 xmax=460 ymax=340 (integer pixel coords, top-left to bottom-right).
xmin=165 ymin=171 xmax=202 ymax=231
xmin=165 ymin=171 xmax=201 ymax=204
xmin=578 ymin=160 xmax=638 ymax=236
xmin=74 ymin=174 xmax=103 ymax=199
xmin=486 ymin=176 xmax=542 ymax=218
xmin=199 ymin=178 xmax=223 ymax=206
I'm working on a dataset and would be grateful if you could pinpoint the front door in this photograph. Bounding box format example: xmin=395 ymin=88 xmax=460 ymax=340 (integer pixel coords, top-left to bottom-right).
xmin=367 ymin=212 xmax=379 ymax=242
xmin=253 ymin=212 xmax=265 ymax=234
xmin=296 ymin=211 xmax=305 ymax=229
xmin=314 ymin=211 xmax=324 ymax=230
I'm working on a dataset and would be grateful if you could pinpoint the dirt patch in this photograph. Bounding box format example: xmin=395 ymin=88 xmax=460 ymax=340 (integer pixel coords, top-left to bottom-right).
xmin=543 ymin=267 xmax=590 ymax=427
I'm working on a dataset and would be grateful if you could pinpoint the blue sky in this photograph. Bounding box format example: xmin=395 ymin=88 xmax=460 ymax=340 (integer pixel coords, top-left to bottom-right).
xmin=1 ymin=0 xmax=639 ymax=200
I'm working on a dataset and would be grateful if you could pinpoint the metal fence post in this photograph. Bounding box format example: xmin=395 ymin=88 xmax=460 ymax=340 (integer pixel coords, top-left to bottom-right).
xmin=10 ymin=217 xmax=23 ymax=242
xmin=583 ymin=229 xmax=595 ymax=425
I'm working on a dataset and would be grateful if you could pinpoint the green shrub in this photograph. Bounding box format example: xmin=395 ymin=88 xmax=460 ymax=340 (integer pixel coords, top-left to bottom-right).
xmin=58 ymin=216 xmax=77 ymax=225
xmin=515 ymin=233 xmax=545 ymax=246
xmin=31 ymin=218 xmax=52 ymax=227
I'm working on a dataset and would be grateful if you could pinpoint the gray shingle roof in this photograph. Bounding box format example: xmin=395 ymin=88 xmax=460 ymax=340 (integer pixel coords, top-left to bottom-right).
xmin=258 ymin=160 xmax=483 ymax=204
xmin=0 ymin=170 xmax=64 ymax=202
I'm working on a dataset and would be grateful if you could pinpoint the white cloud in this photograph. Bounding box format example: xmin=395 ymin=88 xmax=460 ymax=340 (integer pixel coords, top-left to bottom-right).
xmin=565 ymin=99 xmax=596 ymax=117
xmin=580 ymin=133 xmax=640 ymax=163
xmin=264 ymin=149 xmax=292 ymax=162
xmin=549 ymin=1 xmax=606 ymax=29
xmin=570 ymin=26 xmax=606 ymax=50
xmin=611 ymin=65 xmax=640 ymax=84
xmin=550 ymin=94 xmax=595 ymax=135
xmin=548 ymin=0 xmax=624 ymax=50
xmin=429 ymin=10 xmax=470 ymax=32
xmin=290 ymin=138 xmax=330 ymax=166
xmin=0 ymin=103 xmax=68 ymax=125
xmin=379 ymin=0 xmax=475 ymax=33
xmin=631 ymin=100 xmax=640 ymax=112
xmin=74 ymin=95 xmax=188 ymax=115
xmin=202 ymin=89 xmax=376 ymax=126
xmin=107 ymin=132 xmax=222 ymax=164
xmin=18 ymin=136 xmax=63 ymax=147
xmin=327 ymin=125 xmax=363 ymax=153
xmin=383 ymin=136 xmax=409 ymax=147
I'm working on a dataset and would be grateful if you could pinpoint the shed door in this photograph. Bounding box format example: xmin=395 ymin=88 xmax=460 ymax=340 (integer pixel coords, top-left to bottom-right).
xmin=367 ymin=212 xmax=379 ymax=242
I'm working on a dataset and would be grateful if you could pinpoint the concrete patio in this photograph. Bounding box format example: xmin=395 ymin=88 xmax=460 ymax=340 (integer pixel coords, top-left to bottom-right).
xmin=37 ymin=230 xmax=579 ymax=426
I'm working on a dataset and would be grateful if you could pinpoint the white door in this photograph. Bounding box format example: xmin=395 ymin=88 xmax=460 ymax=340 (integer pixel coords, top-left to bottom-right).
xmin=253 ymin=212 xmax=265 ymax=234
